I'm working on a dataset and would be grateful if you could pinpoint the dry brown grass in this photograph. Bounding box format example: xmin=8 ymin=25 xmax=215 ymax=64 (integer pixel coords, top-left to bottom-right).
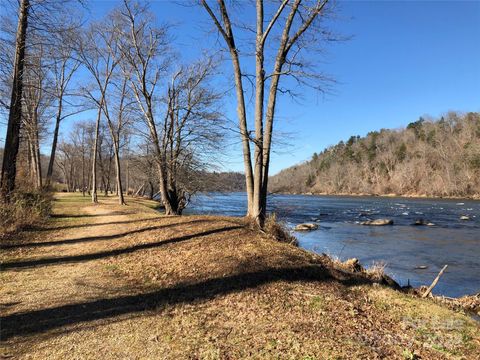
xmin=1 ymin=193 xmax=478 ymax=359
xmin=0 ymin=190 xmax=52 ymax=238
xmin=262 ymin=213 xmax=298 ymax=245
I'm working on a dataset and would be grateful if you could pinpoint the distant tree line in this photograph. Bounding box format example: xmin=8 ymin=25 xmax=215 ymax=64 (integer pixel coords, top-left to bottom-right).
xmin=269 ymin=112 xmax=480 ymax=198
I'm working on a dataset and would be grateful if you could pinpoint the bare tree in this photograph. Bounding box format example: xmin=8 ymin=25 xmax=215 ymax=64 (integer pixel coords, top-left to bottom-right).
xmin=77 ymin=20 xmax=123 ymax=204
xmin=45 ymin=31 xmax=81 ymax=187
xmin=100 ymin=75 xmax=132 ymax=205
xmin=116 ymin=0 xmax=224 ymax=214
xmin=1 ymin=0 xmax=83 ymax=199
xmin=22 ymin=39 xmax=53 ymax=189
xmin=114 ymin=0 xmax=174 ymax=213
xmin=202 ymin=0 xmax=333 ymax=226
xmin=70 ymin=121 xmax=93 ymax=196
xmin=1 ymin=0 xmax=29 ymax=201
xmin=160 ymin=61 xmax=224 ymax=214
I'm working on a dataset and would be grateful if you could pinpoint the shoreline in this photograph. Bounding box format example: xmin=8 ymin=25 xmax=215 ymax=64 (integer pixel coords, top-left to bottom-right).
xmin=270 ymin=191 xmax=480 ymax=201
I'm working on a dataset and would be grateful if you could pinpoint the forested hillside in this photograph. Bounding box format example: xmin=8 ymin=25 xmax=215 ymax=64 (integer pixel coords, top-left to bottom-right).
xmin=269 ymin=112 xmax=480 ymax=198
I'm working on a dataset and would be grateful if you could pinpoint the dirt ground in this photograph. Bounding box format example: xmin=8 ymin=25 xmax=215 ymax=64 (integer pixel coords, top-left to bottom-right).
xmin=1 ymin=193 xmax=479 ymax=359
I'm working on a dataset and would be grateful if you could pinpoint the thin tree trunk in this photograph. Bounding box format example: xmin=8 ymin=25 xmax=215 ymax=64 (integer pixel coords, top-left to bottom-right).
xmin=103 ymin=78 xmax=126 ymax=205
xmin=149 ymin=181 xmax=154 ymax=199
xmin=1 ymin=0 xmax=29 ymax=201
xmin=112 ymin=140 xmax=125 ymax=205
xmin=91 ymin=99 xmax=103 ymax=203
xmin=27 ymin=135 xmax=35 ymax=184
xmin=33 ymin=125 xmax=42 ymax=189
xmin=46 ymin=96 xmax=63 ymax=187
xmin=144 ymin=108 xmax=175 ymax=215
xmin=228 ymin=34 xmax=254 ymax=217
xmin=125 ymin=148 xmax=129 ymax=194
xmin=252 ymin=0 xmax=265 ymax=226
xmin=260 ymin=0 xmax=302 ymax=220
xmin=203 ymin=0 xmax=254 ymax=215
xmin=81 ymin=129 xmax=86 ymax=196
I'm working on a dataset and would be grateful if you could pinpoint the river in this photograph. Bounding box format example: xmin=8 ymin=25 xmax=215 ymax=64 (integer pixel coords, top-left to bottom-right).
xmin=184 ymin=192 xmax=480 ymax=297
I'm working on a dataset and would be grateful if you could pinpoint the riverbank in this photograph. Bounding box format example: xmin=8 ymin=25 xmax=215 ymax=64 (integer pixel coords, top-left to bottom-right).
xmin=1 ymin=193 xmax=479 ymax=359
xmin=272 ymin=191 xmax=480 ymax=201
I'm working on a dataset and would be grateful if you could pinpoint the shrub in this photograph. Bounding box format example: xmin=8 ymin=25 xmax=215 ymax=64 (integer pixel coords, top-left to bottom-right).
xmin=0 ymin=190 xmax=52 ymax=237
xmin=264 ymin=213 xmax=298 ymax=246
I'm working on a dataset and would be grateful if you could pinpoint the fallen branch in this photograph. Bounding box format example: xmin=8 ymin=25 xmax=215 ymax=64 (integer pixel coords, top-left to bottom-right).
xmin=134 ymin=183 xmax=145 ymax=197
xmin=422 ymin=264 xmax=448 ymax=298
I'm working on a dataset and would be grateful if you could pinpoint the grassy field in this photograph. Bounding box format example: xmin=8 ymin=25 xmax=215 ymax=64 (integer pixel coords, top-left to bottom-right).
xmin=1 ymin=193 xmax=479 ymax=359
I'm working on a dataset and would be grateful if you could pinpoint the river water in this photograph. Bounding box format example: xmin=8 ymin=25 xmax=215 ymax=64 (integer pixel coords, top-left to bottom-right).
xmin=184 ymin=192 xmax=480 ymax=297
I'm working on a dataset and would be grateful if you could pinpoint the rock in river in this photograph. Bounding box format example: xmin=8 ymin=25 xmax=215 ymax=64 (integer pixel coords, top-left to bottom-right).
xmin=294 ymin=223 xmax=319 ymax=231
xmin=413 ymin=219 xmax=435 ymax=226
xmin=415 ymin=265 xmax=428 ymax=270
xmin=360 ymin=219 xmax=393 ymax=226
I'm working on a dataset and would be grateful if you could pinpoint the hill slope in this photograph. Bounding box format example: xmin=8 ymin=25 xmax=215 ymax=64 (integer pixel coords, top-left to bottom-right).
xmin=270 ymin=112 xmax=480 ymax=198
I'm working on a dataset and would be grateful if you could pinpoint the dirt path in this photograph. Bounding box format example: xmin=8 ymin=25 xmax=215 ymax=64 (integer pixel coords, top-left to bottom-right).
xmin=1 ymin=193 xmax=479 ymax=359
xmin=2 ymin=195 xmax=156 ymax=317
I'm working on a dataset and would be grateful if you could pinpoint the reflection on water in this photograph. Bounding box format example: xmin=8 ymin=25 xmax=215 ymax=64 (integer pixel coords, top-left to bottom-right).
xmin=185 ymin=192 xmax=480 ymax=297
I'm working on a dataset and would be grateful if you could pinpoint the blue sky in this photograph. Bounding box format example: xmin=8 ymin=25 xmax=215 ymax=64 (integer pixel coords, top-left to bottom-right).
xmin=2 ymin=0 xmax=480 ymax=175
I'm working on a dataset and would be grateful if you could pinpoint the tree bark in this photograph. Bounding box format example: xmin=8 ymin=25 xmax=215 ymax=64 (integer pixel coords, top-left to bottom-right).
xmin=112 ymin=139 xmax=125 ymax=205
xmin=1 ymin=0 xmax=29 ymax=201
xmin=202 ymin=0 xmax=254 ymax=216
xmin=91 ymin=99 xmax=103 ymax=203
xmin=46 ymin=95 xmax=63 ymax=187
xmin=33 ymin=123 xmax=42 ymax=189
xmin=252 ymin=0 xmax=265 ymax=226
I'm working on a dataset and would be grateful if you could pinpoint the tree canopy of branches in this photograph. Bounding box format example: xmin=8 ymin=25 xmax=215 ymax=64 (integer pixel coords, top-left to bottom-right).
xmin=115 ymin=0 xmax=224 ymax=214
xmin=202 ymin=0 xmax=335 ymax=226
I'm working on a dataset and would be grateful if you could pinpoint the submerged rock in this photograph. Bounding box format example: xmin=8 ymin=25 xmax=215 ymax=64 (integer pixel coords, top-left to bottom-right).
xmin=294 ymin=223 xmax=319 ymax=231
xmin=415 ymin=265 xmax=428 ymax=270
xmin=360 ymin=219 xmax=393 ymax=226
xmin=413 ymin=219 xmax=435 ymax=226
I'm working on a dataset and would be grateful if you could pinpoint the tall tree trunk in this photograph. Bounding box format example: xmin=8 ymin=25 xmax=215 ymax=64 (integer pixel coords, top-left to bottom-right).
xmin=33 ymin=125 xmax=42 ymax=189
xmin=260 ymin=61 xmax=283 ymax=217
xmin=252 ymin=0 xmax=265 ymax=226
xmin=27 ymin=135 xmax=35 ymax=184
xmin=81 ymin=131 xmax=86 ymax=196
xmin=125 ymin=149 xmax=129 ymax=195
xmin=228 ymin=38 xmax=254 ymax=217
xmin=46 ymin=96 xmax=63 ymax=187
xmin=0 ymin=0 xmax=29 ymax=201
xmin=149 ymin=181 xmax=154 ymax=199
xmin=144 ymin=108 xmax=175 ymax=215
xmin=91 ymin=99 xmax=103 ymax=203
xmin=112 ymin=139 xmax=125 ymax=205
xmin=203 ymin=0 xmax=255 ymax=216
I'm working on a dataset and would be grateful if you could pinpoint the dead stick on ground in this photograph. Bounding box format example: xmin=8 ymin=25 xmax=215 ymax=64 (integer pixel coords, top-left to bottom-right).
xmin=422 ymin=265 xmax=448 ymax=298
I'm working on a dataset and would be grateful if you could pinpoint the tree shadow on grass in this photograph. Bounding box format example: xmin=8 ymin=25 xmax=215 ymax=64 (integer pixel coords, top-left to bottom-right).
xmin=26 ymin=217 xmax=163 ymax=232
xmin=50 ymin=214 xmax=106 ymax=219
xmin=0 ymin=264 xmax=373 ymax=341
xmin=1 ymin=219 xmax=214 ymax=250
xmin=1 ymin=225 xmax=242 ymax=270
